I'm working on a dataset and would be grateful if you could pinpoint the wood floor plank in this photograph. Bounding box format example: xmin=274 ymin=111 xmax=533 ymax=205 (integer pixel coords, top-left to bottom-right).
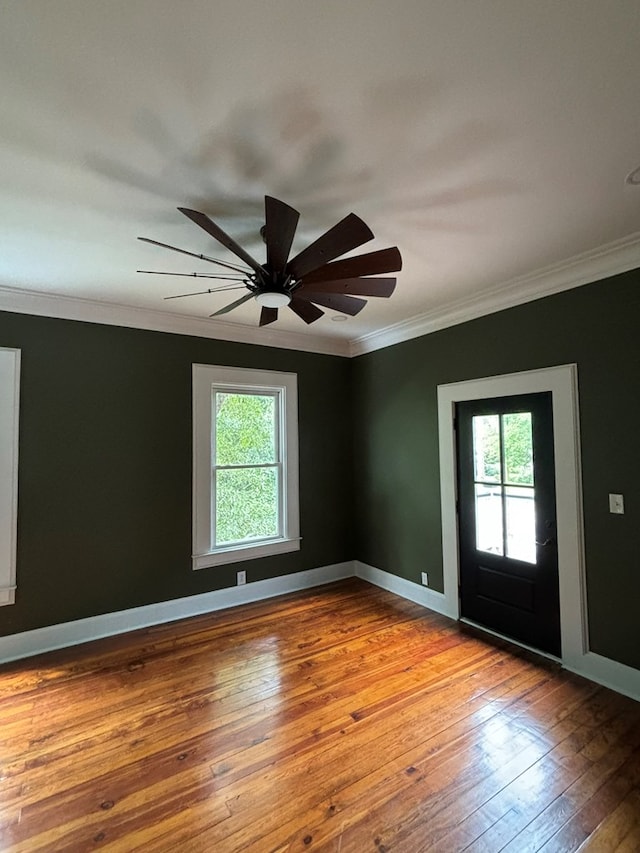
xmin=242 ymin=668 xmax=551 ymax=853
xmin=307 ymin=691 xmax=590 ymax=853
xmin=0 ymin=578 xmax=638 ymax=853
xmin=5 ymin=626 xmax=489 ymax=817
xmin=3 ymin=588 xmax=426 ymax=744
xmin=576 ymin=786 xmax=640 ymax=850
xmin=522 ymin=748 xmax=640 ymax=852
xmin=498 ymin=701 xmax=640 ymax=853
xmin=440 ymin=688 xmax=629 ymax=849
xmin=191 ymin=665 xmax=585 ymax=849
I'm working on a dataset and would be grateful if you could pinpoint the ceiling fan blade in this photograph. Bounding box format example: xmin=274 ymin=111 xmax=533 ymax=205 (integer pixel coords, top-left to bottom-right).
xmin=209 ymin=292 xmax=255 ymax=317
xmin=137 ymin=237 xmax=250 ymax=274
xmin=297 ymin=276 xmax=396 ymax=298
xmin=289 ymin=296 xmax=324 ymax=325
xmin=137 ymin=270 xmax=247 ymax=281
xmin=164 ymin=286 xmax=247 ymax=300
xmin=300 ymin=247 xmax=402 ymax=285
xmin=297 ymin=291 xmax=367 ymax=316
xmin=286 ymin=213 xmax=374 ymax=281
xmin=259 ymin=306 xmax=279 ymax=327
xmin=265 ymin=196 xmax=299 ymax=274
xmin=178 ymin=208 xmax=264 ymax=275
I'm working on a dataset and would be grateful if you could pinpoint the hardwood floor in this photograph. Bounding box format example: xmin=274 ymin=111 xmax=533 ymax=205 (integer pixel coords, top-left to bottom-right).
xmin=1 ymin=579 xmax=639 ymax=852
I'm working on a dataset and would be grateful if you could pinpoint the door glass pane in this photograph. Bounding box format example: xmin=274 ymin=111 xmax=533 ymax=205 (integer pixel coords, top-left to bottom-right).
xmin=505 ymin=486 xmax=536 ymax=563
xmin=475 ymin=484 xmax=504 ymax=555
xmin=215 ymin=467 xmax=279 ymax=545
xmin=215 ymin=393 xmax=276 ymax=465
xmin=472 ymin=415 xmax=501 ymax=483
xmin=503 ymin=412 xmax=533 ymax=486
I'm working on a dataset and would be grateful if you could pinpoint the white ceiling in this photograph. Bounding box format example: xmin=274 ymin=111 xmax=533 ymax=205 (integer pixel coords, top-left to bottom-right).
xmin=1 ymin=0 xmax=639 ymax=351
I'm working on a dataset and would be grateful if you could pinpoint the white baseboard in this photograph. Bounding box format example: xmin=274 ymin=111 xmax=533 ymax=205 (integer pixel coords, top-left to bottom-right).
xmin=2 ymin=560 xmax=638 ymax=703
xmin=356 ymin=561 xmax=639 ymax=702
xmin=354 ymin=561 xmax=457 ymax=619
xmin=0 ymin=561 xmax=354 ymax=665
xmin=564 ymin=651 xmax=640 ymax=703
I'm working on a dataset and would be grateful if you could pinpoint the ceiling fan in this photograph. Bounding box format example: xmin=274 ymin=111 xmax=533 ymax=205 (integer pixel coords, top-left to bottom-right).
xmin=138 ymin=196 xmax=401 ymax=326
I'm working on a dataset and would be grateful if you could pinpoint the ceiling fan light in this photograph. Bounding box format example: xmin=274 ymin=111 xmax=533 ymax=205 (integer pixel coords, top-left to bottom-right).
xmin=255 ymin=291 xmax=291 ymax=308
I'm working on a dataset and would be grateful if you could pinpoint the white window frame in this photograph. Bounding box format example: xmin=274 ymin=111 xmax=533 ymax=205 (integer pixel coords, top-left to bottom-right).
xmin=0 ymin=347 xmax=20 ymax=605
xmin=192 ymin=364 xmax=300 ymax=570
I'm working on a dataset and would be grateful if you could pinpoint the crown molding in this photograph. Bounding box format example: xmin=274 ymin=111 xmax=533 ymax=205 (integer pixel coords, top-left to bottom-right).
xmin=2 ymin=231 xmax=639 ymax=360
xmin=0 ymin=285 xmax=351 ymax=358
xmin=349 ymin=230 xmax=640 ymax=357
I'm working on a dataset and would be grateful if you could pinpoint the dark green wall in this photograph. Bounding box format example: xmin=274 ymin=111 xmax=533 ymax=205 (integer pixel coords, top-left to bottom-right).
xmin=0 ymin=311 xmax=354 ymax=635
xmin=352 ymin=268 xmax=640 ymax=670
xmin=2 ymin=269 xmax=639 ymax=671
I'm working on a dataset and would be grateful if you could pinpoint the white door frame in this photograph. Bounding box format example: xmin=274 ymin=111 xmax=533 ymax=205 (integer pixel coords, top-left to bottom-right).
xmin=437 ymin=364 xmax=588 ymax=665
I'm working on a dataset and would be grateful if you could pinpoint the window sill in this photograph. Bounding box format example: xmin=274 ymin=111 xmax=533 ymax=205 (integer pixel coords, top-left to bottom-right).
xmin=192 ymin=537 xmax=301 ymax=570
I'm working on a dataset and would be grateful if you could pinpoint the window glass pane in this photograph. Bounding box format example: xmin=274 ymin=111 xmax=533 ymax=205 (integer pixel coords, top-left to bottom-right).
xmin=472 ymin=415 xmax=501 ymax=483
xmin=505 ymin=486 xmax=536 ymax=563
xmin=216 ymin=393 xmax=276 ymax=466
xmin=475 ymin=484 xmax=504 ymax=555
xmin=215 ymin=467 xmax=279 ymax=545
xmin=502 ymin=412 xmax=533 ymax=486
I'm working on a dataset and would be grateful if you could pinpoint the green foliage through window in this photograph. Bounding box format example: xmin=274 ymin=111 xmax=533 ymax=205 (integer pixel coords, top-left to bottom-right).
xmin=214 ymin=392 xmax=280 ymax=545
xmin=472 ymin=411 xmax=533 ymax=486
xmin=503 ymin=412 xmax=533 ymax=485
xmin=216 ymin=393 xmax=275 ymax=465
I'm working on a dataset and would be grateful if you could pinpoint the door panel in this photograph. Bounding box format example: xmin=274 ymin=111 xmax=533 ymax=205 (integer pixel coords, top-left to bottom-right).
xmin=456 ymin=392 xmax=561 ymax=656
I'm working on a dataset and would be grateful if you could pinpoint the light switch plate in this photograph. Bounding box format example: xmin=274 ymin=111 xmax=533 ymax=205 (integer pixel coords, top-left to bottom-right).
xmin=609 ymin=493 xmax=624 ymax=514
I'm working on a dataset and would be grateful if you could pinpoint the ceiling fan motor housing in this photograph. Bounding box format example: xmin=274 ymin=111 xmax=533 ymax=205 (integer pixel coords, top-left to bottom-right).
xmin=140 ymin=197 xmax=401 ymax=326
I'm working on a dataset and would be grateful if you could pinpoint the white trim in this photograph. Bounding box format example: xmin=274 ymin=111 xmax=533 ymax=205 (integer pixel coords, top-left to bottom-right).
xmin=1 ymin=232 xmax=638 ymax=361
xmin=355 ymin=561 xmax=456 ymax=618
xmin=0 ymin=561 xmax=354 ymax=665
xmin=0 ymin=586 xmax=17 ymax=605
xmin=350 ymin=231 xmax=640 ymax=356
xmin=565 ymin=652 xmax=640 ymax=703
xmin=192 ymin=364 xmax=300 ymax=570
xmin=0 ymin=347 xmax=20 ymax=607
xmin=437 ymin=365 xmax=589 ymax=661
xmin=458 ymin=619 xmax=640 ymax=701
xmin=1 ymin=559 xmax=637 ymax=699
xmin=358 ymin=560 xmax=639 ymax=700
xmin=0 ymin=284 xmax=350 ymax=358
xmin=191 ymin=538 xmax=302 ymax=570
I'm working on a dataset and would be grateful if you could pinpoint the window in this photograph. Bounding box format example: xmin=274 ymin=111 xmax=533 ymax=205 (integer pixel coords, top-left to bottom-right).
xmin=0 ymin=347 xmax=20 ymax=605
xmin=192 ymin=364 xmax=300 ymax=569
xmin=471 ymin=411 xmax=536 ymax=563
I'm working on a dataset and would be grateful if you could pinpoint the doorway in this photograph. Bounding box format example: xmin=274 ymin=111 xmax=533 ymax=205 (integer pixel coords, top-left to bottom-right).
xmin=456 ymin=392 xmax=560 ymax=655
xmin=437 ymin=365 xmax=587 ymax=666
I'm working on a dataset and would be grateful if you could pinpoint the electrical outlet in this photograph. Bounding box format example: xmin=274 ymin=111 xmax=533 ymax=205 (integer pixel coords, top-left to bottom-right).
xmin=421 ymin=572 xmax=429 ymax=587
xmin=237 ymin=570 xmax=246 ymax=585
xmin=609 ymin=493 xmax=624 ymax=514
